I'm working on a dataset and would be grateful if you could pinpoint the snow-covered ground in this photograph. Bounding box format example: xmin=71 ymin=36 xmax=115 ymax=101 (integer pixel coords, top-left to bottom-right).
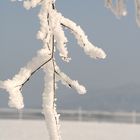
xmin=0 ymin=120 xmax=140 ymax=140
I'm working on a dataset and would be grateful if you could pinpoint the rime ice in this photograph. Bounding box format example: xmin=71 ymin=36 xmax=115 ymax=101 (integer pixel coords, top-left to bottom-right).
xmin=0 ymin=0 xmax=106 ymax=140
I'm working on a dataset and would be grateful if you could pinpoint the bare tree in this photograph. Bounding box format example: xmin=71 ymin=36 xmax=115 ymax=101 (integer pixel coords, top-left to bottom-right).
xmin=0 ymin=0 xmax=106 ymax=140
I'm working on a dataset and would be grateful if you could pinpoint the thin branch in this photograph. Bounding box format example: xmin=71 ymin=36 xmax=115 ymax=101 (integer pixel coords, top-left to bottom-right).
xmin=17 ymin=21 xmax=83 ymax=91
xmin=60 ymin=23 xmax=86 ymax=47
xmin=55 ymin=70 xmax=72 ymax=88
xmin=19 ymin=13 xmax=53 ymax=90
xmin=19 ymin=57 xmax=52 ymax=90
xmin=52 ymin=35 xmax=56 ymax=106
xmin=51 ymin=33 xmax=61 ymax=139
xmin=55 ymin=69 xmax=86 ymax=94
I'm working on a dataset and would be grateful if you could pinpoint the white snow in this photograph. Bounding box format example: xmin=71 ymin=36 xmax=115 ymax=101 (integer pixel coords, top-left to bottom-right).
xmin=0 ymin=120 xmax=140 ymax=140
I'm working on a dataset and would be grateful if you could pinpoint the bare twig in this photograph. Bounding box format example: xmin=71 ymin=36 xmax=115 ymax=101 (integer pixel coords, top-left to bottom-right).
xmin=18 ymin=56 xmax=52 ymax=90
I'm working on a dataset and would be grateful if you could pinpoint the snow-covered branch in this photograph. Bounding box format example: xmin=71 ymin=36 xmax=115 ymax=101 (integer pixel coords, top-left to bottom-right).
xmin=1 ymin=0 xmax=107 ymax=140
xmin=55 ymin=64 xmax=86 ymax=94
xmin=60 ymin=18 xmax=106 ymax=59
xmin=0 ymin=45 xmax=52 ymax=109
xmin=1 ymin=67 xmax=32 ymax=109
xmin=135 ymin=0 xmax=140 ymax=27
xmin=42 ymin=34 xmax=61 ymax=140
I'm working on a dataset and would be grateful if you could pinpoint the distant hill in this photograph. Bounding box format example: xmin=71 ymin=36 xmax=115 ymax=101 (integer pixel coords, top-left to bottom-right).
xmin=57 ymin=83 xmax=140 ymax=112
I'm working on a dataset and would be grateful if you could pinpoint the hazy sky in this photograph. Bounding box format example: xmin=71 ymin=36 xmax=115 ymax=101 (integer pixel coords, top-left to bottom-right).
xmin=0 ymin=1 xmax=140 ymax=109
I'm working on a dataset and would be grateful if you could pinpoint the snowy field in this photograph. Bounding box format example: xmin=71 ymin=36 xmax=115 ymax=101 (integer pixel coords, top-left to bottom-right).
xmin=0 ymin=120 xmax=140 ymax=140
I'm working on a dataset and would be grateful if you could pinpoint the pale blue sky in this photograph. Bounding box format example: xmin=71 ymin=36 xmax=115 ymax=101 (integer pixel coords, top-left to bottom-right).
xmin=0 ymin=1 xmax=140 ymax=110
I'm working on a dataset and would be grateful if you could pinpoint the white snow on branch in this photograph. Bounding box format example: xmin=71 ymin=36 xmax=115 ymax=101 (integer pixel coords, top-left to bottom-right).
xmin=23 ymin=0 xmax=42 ymax=9
xmin=26 ymin=47 xmax=51 ymax=71
xmin=61 ymin=17 xmax=106 ymax=59
xmin=72 ymin=80 xmax=87 ymax=94
xmin=1 ymin=1 xmax=107 ymax=140
xmin=0 ymin=68 xmax=31 ymax=109
xmin=37 ymin=1 xmax=69 ymax=61
xmin=42 ymin=63 xmax=61 ymax=140
xmin=0 ymin=46 xmax=52 ymax=110
xmin=55 ymin=64 xmax=86 ymax=94
xmin=50 ymin=11 xmax=69 ymax=60
xmin=2 ymin=79 xmax=24 ymax=109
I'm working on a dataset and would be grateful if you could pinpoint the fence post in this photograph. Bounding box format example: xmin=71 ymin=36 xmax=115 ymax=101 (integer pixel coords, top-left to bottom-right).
xmin=132 ymin=110 xmax=136 ymax=124
xmin=78 ymin=107 xmax=82 ymax=121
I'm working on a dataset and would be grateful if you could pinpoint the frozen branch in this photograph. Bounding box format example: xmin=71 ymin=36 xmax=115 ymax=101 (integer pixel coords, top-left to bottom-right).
xmin=60 ymin=18 xmax=106 ymax=59
xmin=55 ymin=65 xmax=86 ymax=94
xmin=0 ymin=0 xmax=107 ymax=140
xmin=36 ymin=1 xmax=70 ymax=61
xmin=42 ymin=35 xmax=61 ymax=140
xmin=19 ymin=57 xmax=52 ymax=89
xmin=23 ymin=0 xmax=43 ymax=9
xmin=1 ymin=68 xmax=32 ymax=109
xmin=0 ymin=45 xmax=52 ymax=109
